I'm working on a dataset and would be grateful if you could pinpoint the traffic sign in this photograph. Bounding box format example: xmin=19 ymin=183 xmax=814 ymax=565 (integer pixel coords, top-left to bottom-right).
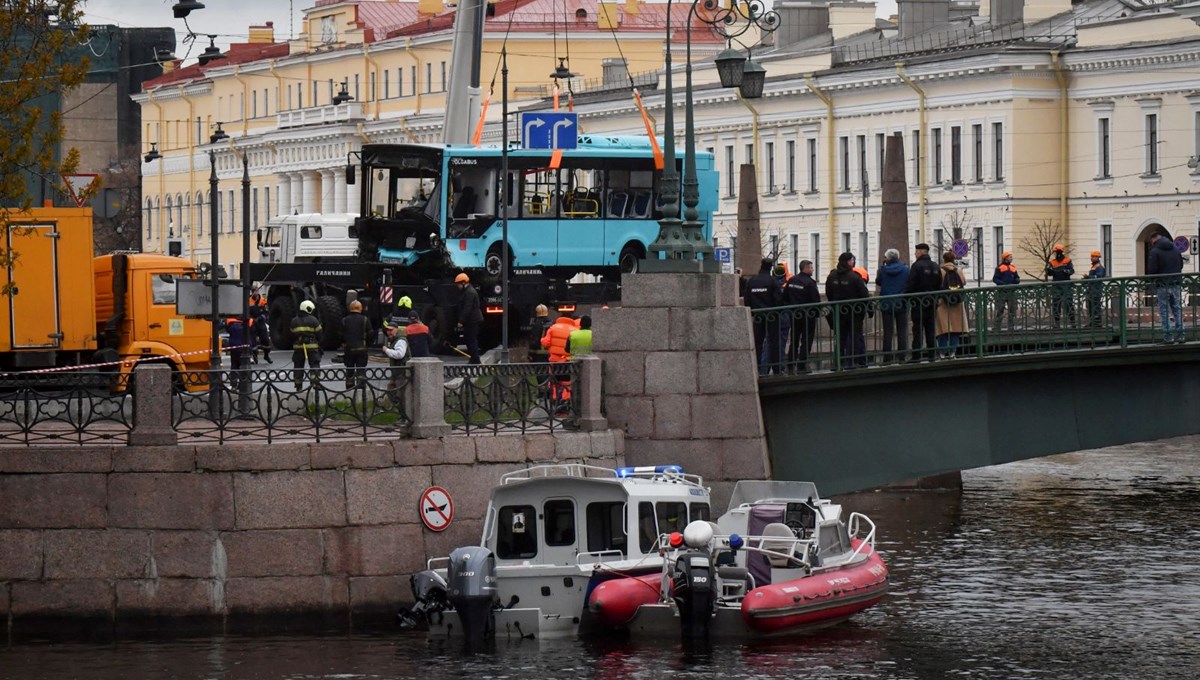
xmin=520 ymin=112 xmax=578 ymax=150
xmin=713 ymin=246 xmax=733 ymax=274
xmin=176 ymin=280 xmax=245 ymax=316
xmin=62 ymin=173 xmax=99 ymax=207
xmin=1191 ymin=236 xmax=1199 ymax=255
xmin=1174 ymin=235 xmax=1190 ymax=253
xmin=951 ymin=238 xmax=970 ymax=258
xmin=419 ymin=486 xmax=454 ymax=532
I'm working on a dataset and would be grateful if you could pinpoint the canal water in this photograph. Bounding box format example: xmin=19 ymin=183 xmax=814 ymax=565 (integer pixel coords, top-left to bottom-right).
xmin=3 ymin=436 xmax=1199 ymax=679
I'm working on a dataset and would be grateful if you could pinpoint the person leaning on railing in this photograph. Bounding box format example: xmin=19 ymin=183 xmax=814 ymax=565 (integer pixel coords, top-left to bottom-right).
xmin=935 ymin=252 xmax=969 ymax=359
xmin=1147 ymin=232 xmax=1185 ymax=343
xmin=1082 ymin=251 xmax=1107 ymax=329
xmin=875 ymin=249 xmax=910 ymax=365
xmin=784 ymin=260 xmax=820 ymax=373
xmin=992 ymin=252 xmax=1020 ymax=332
xmin=1045 ymin=245 xmax=1077 ymax=328
xmin=904 ymin=243 xmax=942 ymax=362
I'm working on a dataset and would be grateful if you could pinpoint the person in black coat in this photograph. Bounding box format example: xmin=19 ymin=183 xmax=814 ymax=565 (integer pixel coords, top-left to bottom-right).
xmin=341 ymin=300 xmax=373 ymax=389
xmin=904 ymin=243 xmax=942 ymax=362
xmin=784 ymin=260 xmax=821 ymax=372
xmin=744 ymin=257 xmax=782 ymax=375
xmin=1148 ymin=232 xmax=1185 ymax=343
xmin=825 ymin=252 xmax=871 ymax=369
xmin=454 ymin=272 xmax=484 ymax=363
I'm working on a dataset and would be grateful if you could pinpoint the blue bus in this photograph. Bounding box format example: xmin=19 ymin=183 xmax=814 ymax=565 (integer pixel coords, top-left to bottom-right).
xmin=352 ymin=135 xmax=718 ymax=282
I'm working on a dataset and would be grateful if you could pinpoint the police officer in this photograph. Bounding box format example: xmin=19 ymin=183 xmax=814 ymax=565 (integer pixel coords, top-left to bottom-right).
xmin=744 ymin=257 xmax=782 ymax=375
xmin=290 ymin=300 xmax=323 ymax=390
xmin=341 ymin=300 xmax=372 ymax=389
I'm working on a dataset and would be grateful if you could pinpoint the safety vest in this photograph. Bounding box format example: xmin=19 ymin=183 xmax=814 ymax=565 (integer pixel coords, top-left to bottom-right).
xmin=542 ymin=319 xmax=576 ymax=362
xmin=567 ymin=328 xmax=593 ymax=356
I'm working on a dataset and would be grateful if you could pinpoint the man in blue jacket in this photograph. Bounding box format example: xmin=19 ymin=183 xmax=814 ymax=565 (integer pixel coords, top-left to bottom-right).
xmin=875 ymin=248 xmax=909 ymax=364
xmin=992 ymin=251 xmax=1020 ymax=331
xmin=1147 ymin=232 xmax=1185 ymax=343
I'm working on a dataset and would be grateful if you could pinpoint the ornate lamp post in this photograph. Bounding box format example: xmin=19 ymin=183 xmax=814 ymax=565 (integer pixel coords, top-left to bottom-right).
xmin=645 ymin=0 xmax=778 ymax=272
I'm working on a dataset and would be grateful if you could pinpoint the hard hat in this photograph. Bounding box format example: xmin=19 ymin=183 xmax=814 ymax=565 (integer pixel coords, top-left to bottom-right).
xmin=1053 ymin=244 xmax=1064 ymax=251
xmin=1091 ymin=250 xmax=1102 ymax=257
xmin=535 ymin=304 xmax=549 ymax=316
xmin=1001 ymin=251 xmax=1013 ymax=260
xmin=455 ymin=273 xmax=470 ymax=284
xmin=348 ymin=300 xmax=363 ymax=312
xmin=300 ymin=300 xmax=315 ymax=314
xmin=397 ymin=295 xmax=413 ymax=309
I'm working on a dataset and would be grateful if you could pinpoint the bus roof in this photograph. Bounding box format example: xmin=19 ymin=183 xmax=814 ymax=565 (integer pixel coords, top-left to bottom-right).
xmin=362 ymin=136 xmax=712 ymax=161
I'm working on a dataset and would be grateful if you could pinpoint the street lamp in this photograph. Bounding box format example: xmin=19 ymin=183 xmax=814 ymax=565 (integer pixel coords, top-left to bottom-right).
xmin=208 ymin=123 xmax=228 ymax=375
xmin=645 ymin=0 xmax=779 ymax=272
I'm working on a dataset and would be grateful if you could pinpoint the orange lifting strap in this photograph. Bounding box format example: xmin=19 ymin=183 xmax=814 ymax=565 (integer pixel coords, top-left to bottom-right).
xmin=633 ymin=90 xmax=664 ymax=170
xmin=471 ymin=89 xmax=491 ymax=146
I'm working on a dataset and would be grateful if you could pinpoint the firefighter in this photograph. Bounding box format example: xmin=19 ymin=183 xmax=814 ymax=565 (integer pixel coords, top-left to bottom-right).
xmin=290 ymin=300 xmax=323 ymax=390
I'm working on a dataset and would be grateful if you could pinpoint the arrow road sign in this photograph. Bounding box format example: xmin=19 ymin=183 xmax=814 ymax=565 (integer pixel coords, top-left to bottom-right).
xmin=419 ymin=486 xmax=454 ymax=532
xmin=520 ymin=112 xmax=578 ymax=150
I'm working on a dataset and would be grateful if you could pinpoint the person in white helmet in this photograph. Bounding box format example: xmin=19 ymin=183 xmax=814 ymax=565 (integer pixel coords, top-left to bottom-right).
xmin=289 ymin=299 xmax=323 ymax=389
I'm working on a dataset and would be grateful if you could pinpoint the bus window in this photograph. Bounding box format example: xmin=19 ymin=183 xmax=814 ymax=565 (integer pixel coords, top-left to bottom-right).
xmin=497 ymin=505 xmax=538 ymax=559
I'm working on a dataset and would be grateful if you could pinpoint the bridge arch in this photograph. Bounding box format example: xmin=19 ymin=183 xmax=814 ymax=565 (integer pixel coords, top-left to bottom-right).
xmin=1133 ymin=218 xmax=1169 ymax=274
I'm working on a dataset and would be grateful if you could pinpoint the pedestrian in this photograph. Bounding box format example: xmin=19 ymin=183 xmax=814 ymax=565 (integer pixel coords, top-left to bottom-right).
xmin=875 ymin=248 xmax=910 ymax=364
xmin=404 ymin=310 xmax=432 ymax=358
xmin=992 ymin=252 xmax=1020 ymax=332
xmin=382 ymin=322 xmax=411 ymax=406
xmin=1045 ymin=244 xmax=1076 ymax=328
xmin=825 ymin=251 xmax=871 ymax=369
xmin=1147 ymin=232 xmax=1185 ymax=343
xmin=454 ymin=272 xmax=483 ymax=364
xmin=528 ymin=304 xmax=552 ymax=362
xmin=744 ymin=257 xmax=782 ymax=375
xmin=770 ymin=264 xmax=792 ymax=372
xmin=1082 ymin=250 xmax=1107 ymax=328
xmin=904 ymin=243 xmax=942 ymax=362
xmin=566 ymin=315 xmax=593 ymax=356
xmin=290 ymin=299 xmax=323 ymax=390
xmin=784 ymin=260 xmax=820 ymax=373
xmin=340 ymin=299 xmax=372 ymax=389
xmin=935 ymin=252 xmax=969 ymax=359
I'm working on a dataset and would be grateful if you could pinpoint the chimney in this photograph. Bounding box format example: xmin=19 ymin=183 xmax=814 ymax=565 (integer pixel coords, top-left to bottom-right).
xmin=598 ymin=2 xmax=620 ymax=29
xmin=625 ymin=0 xmax=639 ymax=15
xmin=602 ymin=57 xmax=627 ymax=86
xmin=248 ymin=21 xmax=275 ymax=44
xmin=990 ymin=0 xmax=1021 ymax=24
xmin=418 ymin=0 xmax=444 ymax=16
xmin=828 ymin=1 xmax=876 ymax=41
xmin=773 ymin=0 xmax=832 ymax=49
xmin=898 ymin=0 xmax=950 ymax=38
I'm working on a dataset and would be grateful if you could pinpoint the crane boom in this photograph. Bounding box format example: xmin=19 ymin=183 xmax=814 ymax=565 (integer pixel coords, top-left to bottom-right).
xmin=442 ymin=0 xmax=488 ymax=144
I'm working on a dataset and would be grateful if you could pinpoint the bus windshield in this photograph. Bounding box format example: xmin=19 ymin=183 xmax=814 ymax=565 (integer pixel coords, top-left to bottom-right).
xmin=360 ymin=144 xmax=443 ymax=221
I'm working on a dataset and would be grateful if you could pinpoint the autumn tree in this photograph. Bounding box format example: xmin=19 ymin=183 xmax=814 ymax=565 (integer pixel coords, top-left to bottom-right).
xmin=1018 ymin=219 xmax=1076 ymax=282
xmin=0 ymin=0 xmax=90 ymax=284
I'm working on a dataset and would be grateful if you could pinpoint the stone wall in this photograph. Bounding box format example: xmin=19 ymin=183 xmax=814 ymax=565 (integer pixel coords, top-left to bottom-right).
xmin=594 ymin=272 xmax=771 ymax=508
xmin=0 ymin=431 xmax=623 ymax=622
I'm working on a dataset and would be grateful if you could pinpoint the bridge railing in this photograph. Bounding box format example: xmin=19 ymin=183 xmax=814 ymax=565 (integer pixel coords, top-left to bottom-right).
xmin=752 ymin=273 xmax=1200 ymax=376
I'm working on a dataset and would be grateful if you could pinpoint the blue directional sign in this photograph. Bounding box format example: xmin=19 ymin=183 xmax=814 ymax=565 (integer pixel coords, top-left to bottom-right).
xmin=520 ymin=112 xmax=578 ymax=150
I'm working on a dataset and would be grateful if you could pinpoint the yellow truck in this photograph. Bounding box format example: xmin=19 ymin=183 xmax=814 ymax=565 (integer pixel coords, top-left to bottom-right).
xmin=0 ymin=206 xmax=211 ymax=377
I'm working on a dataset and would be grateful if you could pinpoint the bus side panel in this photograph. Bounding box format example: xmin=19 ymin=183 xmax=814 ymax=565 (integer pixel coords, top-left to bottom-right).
xmin=602 ymin=219 xmax=660 ymax=267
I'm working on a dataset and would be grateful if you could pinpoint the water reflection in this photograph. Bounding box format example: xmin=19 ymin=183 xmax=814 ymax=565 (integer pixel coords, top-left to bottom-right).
xmin=3 ymin=437 xmax=1200 ymax=679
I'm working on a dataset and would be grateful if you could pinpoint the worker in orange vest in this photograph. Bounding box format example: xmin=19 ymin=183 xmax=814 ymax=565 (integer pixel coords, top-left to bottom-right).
xmin=540 ymin=313 xmax=578 ymax=410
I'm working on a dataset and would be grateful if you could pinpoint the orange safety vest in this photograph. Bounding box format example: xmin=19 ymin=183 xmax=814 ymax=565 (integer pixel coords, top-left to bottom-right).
xmin=998 ymin=264 xmax=1017 ymax=274
xmin=541 ymin=318 xmax=576 ymax=362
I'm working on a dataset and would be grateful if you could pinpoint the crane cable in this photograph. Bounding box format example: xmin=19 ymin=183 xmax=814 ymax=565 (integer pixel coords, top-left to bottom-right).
xmin=473 ymin=0 xmax=522 ymax=145
xmin=605 ymin=3 xmax=663 ymax=169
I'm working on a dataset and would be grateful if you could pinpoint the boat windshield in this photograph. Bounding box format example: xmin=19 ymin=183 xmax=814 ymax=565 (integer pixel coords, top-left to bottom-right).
xmin=726 ymin=481 xmax=820 ymax=515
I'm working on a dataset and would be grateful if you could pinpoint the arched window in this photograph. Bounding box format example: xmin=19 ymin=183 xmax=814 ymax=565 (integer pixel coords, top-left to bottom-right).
xmin=175 ymin=193 xmax=184 ymax=232
xmin=154 ymin=196 xmax=161 ymax=240
xmin=145 ymin=198 xmax=154 ymax=240
xmin=183 ymin=194 xmax=191 ymax=235
xmin=164 ymin=195 xmax=174 ymax=236
xmin=196 ymin=191 xmax=205 ymax=237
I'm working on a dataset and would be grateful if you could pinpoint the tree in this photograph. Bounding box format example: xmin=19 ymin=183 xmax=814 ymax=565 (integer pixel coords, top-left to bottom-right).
xmin=1018 ymin=219 xmax=1075 ymax=282
xmin=93 ymin=146 xmax=142 ymax=255
xmin=0 ymin=1 xmax=90 ymax=287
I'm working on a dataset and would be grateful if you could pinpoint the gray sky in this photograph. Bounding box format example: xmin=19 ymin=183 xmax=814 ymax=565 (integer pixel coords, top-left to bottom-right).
xmin=83 ymin=0 xmax=305 ymax=56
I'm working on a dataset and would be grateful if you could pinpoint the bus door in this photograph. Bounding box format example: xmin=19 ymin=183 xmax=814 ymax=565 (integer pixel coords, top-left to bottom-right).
xmin=510 ymin=161 xmax=559 ymax=267
xmin=556 ymin=166 xmax=604 ymax=268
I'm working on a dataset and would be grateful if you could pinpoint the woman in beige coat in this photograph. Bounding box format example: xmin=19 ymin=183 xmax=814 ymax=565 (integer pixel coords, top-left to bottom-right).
xmin=935 ymin=251 xmax=969 ymax=358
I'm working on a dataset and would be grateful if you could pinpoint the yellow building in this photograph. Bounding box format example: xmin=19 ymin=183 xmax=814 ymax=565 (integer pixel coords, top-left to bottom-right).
xmin=136 ymin=0 xmax=718 ymax=273
xmin=568 ymin=0 xmax=1200 ymax=278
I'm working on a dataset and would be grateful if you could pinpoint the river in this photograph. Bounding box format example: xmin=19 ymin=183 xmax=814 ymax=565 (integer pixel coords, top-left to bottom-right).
xmin=3 ymin=436 xmax=1199 ymax=679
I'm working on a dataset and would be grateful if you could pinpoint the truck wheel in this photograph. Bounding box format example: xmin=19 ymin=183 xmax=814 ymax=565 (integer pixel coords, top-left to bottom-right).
xmin=315 ymin=295 xmax=345 ymax=350
xmin=421 ymin=305 xmax=449 ymax=354
xmin=619 ymin=243 xmax=643 ymax=275
xmin=269 ymin=297 xmax=297 ymax=350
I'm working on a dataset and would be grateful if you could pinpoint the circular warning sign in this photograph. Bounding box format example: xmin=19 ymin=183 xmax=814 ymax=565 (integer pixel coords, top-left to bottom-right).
xmin=951 ymin=239 xmax=970 ymax=258
xmin=420 ymin=486 xmax=454 ymax=532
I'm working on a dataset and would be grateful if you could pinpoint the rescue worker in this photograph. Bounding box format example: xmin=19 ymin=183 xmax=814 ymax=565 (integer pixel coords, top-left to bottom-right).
xmin=991 ymin=252 xmax=1020 ymax=332
xmin=224 ymin=316 xmax=249 ymax=373
xmin=340 ymin=300 xmax=373 ymax=389
xmin=566 ymin=315 xmax=593 ymax=356
xmin=1045 ymin=244 xmax=1076 ymax=328
xmin=744 ymin=258 xmax=782 ymax=375
xmin=382 ymin=320 xmax=411 ymax=406
xmin=528 ymin=304 xmax=552 ymax=362
xmin=905 ymin=243 xmax=943 ymax=362
xmin=541 ymin=313 xmax=578 ymax=411
xmin=1083 ymin=250 xmax=1107 ymax=328
xmin=454 ymin=273 xmax=483 ymax=364
xmin=249 ymin=293 xmax=271 ymax=364
xmin=403 ymin=311 xmax=432 ymax=358
xmin=290 ymin=299 xmax=323 ymax=390
xmin=395 ymin=295 xmax=413 ymax=322
xmin=784 ymin=260 xmax=820 ymax=372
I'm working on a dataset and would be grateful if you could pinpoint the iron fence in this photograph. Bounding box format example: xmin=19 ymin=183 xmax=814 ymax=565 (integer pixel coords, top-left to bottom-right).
xmin=444 ymin=362 xmax=580 ymax=435
xmin=752 ymin=274 xmax=1200 ymax=377
xmin=0 ymin=371 xmax=132 ymax=445
xmin=172 ymin=366 xmax=412 ymax=444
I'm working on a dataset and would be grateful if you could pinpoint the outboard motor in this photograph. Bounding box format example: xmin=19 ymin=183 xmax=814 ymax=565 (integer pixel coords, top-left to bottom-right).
xmin=672 ymin=551 xmax=716 ymax=642
xmin=397 ymin=569 xmax=448 ymax=629
xmin=446 ymin=546 xmax=499 ymax=643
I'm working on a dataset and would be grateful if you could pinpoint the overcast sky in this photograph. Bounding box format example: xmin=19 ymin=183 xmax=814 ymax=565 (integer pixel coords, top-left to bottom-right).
xmin=82 ymin=0 xmax=901 ymax=61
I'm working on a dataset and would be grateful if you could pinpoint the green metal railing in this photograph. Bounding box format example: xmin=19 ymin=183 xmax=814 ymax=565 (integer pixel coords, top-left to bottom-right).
xmin=751 ymin=273 xmax=1200 ymax=377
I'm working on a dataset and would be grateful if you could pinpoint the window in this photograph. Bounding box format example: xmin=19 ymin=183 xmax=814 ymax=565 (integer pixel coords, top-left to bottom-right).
xmin=769 ymin=233 xmax=779 ymax=259
xmin=264 ymin=186 xmax=270 ymax=223
xmin=544 ymin=499 xmax=575 ymax=546
xmin=425 ymin=63 xmax=432 ymax=93
xmin=912 ymin=129 xmax=921 ymax=186
xmin=856 ymin=134 xmax=867 ymax=189
xmin=197 ymin=191 xmax=205 ymax=237
xmin=810 ymin=233 xmax=821 ymax=275
xmin=151 ymin=273 xmax=180 ymax=305
xmin=145 ymin=198 xmax=153 ymax=239
xmin=992 ymin=122 xmax=1004 ymax=181
xmin=586 ymin=502 xmax=626 ymax=556
xmin=354 ymin=74 xmax=360 ymax=101
xmin=384 ymin=70 xmax=390 ymax=99
xmin=1102 ymin=223 xmax=1113 ymax=274
xmin=1194 ymin=111 xmax=1200 ymax=171
xmin=765 ymin=142 xmax=775 ymax=192
xmin=312 ymin=80 xmax=318 ymax=106
xmin=932 ymin=127 xmax=943 ymax=184
xmin=638 ymin=501 xmax=656 ymax=553
xmin=806 ymin=139 xmax=818 ymax=192
xmin=790 ymin=234 xmax=799 ymax=273
xmin=195 ymin=116 xmax=202 ymax=145
xmin=745 ymin=143 xmax=754 ymax=166
xmin=786 ymin=140 xmax=796 ymax=192
xmin=725 ymin=145 xmax=735 ymax=196
xmin=251 ymin=93 xmax=257 ymax=119
xmin=841 ymin=232 xmax=851 ymax=253
xmin=440 ymin=61 xmax=447 ymax=91
xmin=934 ymin=228 xmax=945 ymax=258
xmin=691 ymin=503 xmax=710 ymax=521
xmin=287 ymin=84 xmax=292 ymax=109
xmin=252 ymin=187 xmax=259 ymax=229
xmin=369 ymin=72 xmax=376 ymax=101
xmin=1098 ymin=117 xmax=1111 ymax=178
xmin=972 ymin=124 xmax=983 ymax=182
xmin=264 ymin=88 xmax=269 ymax=117
xmin=875 ymin=133 xmax=885 ymax=188
xmin=297 ymin=85 xmax=302 ymax=108
xmin=1145 ymin=113 xmax=1159 ymax=175
xmin=950 ymin=126 xmax=961 ymax=185
xmin=839 ymin=136 xmax=850 ymax=190
xmin=497 ymin=505 xmax=537 ymax=559
xmin=227 ymin=189 xmax=235 ymax=233
xmin=974 ymin=226 xmax=984 ymax=281
xmin=993 ymin=225 xmax=1004 ymax=269
xmin=410 ymin=66 xmax=416 ymax=96
xmin=657 ymin=502 xmax=687 ymax=536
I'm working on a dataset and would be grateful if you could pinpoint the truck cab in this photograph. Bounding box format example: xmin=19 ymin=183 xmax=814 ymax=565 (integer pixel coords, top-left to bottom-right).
xmin=261 ymin=213 xmax=360 ymax=263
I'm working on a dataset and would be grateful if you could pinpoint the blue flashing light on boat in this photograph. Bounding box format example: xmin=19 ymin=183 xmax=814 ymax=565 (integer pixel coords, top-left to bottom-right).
xmin=616 ymin=465 xmax=685 ymax=478
xmin=728 ymin=533 xmax=744 ymax=551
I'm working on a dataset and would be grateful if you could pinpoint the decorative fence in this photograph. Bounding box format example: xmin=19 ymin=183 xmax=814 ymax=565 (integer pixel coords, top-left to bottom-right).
xmin=751 ymin=274 xmax=1200 ymax=377
xmin=444 ymin=362 xmax=581 ymax=435
xmin=0 ymin=372 xmax=133 ymax=446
